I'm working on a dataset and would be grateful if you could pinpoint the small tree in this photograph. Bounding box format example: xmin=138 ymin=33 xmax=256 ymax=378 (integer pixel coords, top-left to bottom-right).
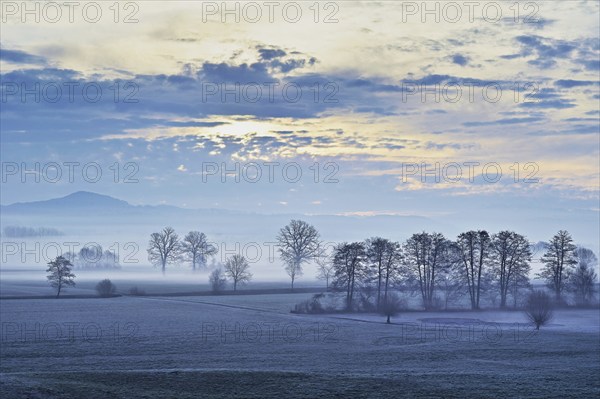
xmin=224 ymin=255 xmax=252 ymax=291
xmin=46 ymin=256 xmax=76 ymax=297
xmin=96 ymin=279 xmax=116 ymax=297
xmin=315 ymin=245 xmax=335 ymax=290
xmin=182 ymin=231 xmax=217 ymax=271
xmin=568 ymin=248 xmax=598 ymax=306
xmin=524 ymin=290 xmax=553 ymax=330
xmin=380 ymin=292 xmax=403 ymax=324
xmin=277 ymin=220 xmax=321 ymax=290
xmin=365 ymin=237 xmax=402 ymax=310
xmin=538 ymin=230 xmax=577 ymax=302
xmin=456 ymin=230 xmax=491 ymax=310
xmin=332 ymin=242 xmax=367 ymax=310
xmin=147 ymin=227 xmax=181 ymax=275
xmin=438 ymin=267 xmax=466 ymax=310
xmin=490 ymin=231 xmax=532 ymax=308
xmin=209 ymin=268 xmax=227 ymax=293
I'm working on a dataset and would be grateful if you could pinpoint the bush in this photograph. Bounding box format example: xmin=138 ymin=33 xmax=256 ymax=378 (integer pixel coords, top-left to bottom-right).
xmin=358 ymin=286 xmax=377 ymax=312
xmin=292 ymin=294 xmax=325 ymax=314
xmin=209 ymin=268 xmax=227 ymax=293
xmin=525 ymin=290 xmax=553 ymax=330
xmin=128 ymin=286 xmax=146 ymax=296
xmin=96 ymin=279 xmax=116 ymax=297
xmin=380 ymin=293 xmax=404 ymax=324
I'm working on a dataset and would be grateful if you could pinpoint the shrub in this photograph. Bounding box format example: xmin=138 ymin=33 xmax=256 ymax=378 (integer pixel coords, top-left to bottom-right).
xmin=96 ymin=279 xmax=116 ymax=297
xmin=380 ymin=293 xmax=404 ymax=324
xmin=524 ymin=290 xmax=553 ymax=330
xmin=292 ymin=294 xmax=325 ymax=314
xmin=209 ymin=268 xmax=227 ymax=293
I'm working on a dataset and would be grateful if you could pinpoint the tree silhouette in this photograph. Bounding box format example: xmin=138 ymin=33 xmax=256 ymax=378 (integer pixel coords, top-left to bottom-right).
xmin=46 ymin=256 xmax=76 ymax=297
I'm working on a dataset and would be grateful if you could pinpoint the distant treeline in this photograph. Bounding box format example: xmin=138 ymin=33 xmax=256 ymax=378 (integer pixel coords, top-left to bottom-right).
xmin=2 ymin=226 xmax=64 ymax=237
xmin=62 ymin=245 xmax=121 ymax=269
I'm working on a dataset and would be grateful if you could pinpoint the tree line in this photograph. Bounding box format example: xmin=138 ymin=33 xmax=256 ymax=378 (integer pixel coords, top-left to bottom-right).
xmin=145 ymin=222 xmax=597 ymax=309
xmin=318 ymin=228 xmax=597 ymax=310
xmin=63 ymin=244 xmax=120 ymax=269
xmin=44 ymin=221 xmax=597 ymax=306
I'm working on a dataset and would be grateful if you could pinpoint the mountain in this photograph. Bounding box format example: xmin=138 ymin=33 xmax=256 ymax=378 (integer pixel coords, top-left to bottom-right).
xmin=1 ymin=191 xmax=131 ymax=213
xmin=0 ymin=191 xmax=447 ymax=242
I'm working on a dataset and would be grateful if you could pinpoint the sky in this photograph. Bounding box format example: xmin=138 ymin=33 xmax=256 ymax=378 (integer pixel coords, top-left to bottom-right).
xmin=1 ymin=1 xmax=599 ymax=247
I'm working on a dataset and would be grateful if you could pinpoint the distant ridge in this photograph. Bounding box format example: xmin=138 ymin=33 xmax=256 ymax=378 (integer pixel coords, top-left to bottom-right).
xmin=1 ymin=191 xmax=131 ymax=212
xmin=0 ymin=191 xmax=447 ymax=241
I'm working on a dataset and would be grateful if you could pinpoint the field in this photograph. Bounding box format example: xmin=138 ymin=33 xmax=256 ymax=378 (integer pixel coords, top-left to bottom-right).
xmin=1 ymin=290 xmax=599 ymax=398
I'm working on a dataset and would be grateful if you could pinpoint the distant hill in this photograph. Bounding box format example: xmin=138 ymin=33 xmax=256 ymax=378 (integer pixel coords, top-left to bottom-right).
xmin=0 ymin=191 xmax=447 ymax=243
xmin=1 ymin=191 xmax=130 ymax=213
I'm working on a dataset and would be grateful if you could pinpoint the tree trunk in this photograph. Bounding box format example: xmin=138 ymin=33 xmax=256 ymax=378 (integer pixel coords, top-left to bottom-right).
xmin=500 ymin=295 xmax=507 ymax=308
xmin=377 ymin=263 xmax=382 ymax=310
xmin=234 ymin=280 xmax=237 ymax=291
xmin=386 ymin=315 xmax=391 ymax=324
xmin=384 ymin=271 xmax=390 ymax=305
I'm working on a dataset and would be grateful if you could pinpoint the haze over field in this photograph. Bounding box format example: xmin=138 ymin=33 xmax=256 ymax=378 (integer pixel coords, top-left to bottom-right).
xmin=1 ymin=1 xmax=599 ymax=398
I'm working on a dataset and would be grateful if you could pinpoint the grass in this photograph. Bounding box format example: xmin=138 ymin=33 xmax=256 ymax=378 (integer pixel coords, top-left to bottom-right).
xmin=1 ymin=295 xmax=599 ymax=398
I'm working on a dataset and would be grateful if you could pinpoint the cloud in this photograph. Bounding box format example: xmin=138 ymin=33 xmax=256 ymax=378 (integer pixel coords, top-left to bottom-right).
xmin=451 ymin=54 xmax=469 ymax=66
xmin=554 ymin=79 xmax=599 ymax=88
xmin=519 ymin=88 xmax=576 ymax=109
xmin=257 ymin=48 xmax=286 ymax=60
xmin=199 ymin=62 xmax=272 ymax=83
xmin=462 ymin=117 xmax=544 ymax=127
xmin=0 ymin=48 xmax=47 ymax=65
xmin=503 ymin=35 xmax=599 ymax=71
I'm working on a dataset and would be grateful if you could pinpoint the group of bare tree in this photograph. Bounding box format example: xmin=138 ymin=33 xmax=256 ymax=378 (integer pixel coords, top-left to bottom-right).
xmin=303 ymin=226 xmax=597 ymax=311
xmin=63 ymin=245 xmax=120 ymax=269
xmin=147 ymin=227 xmax=217 ymax=274
xmin=208 ymin=255 xmax=252 ymax=293
xmin=147 ymin=227 xmax=252 ymax=291
xmin=146 ymin=224 xmax=596 ymax=307
xmin=539 ymin=231 xmax=598 ymax=306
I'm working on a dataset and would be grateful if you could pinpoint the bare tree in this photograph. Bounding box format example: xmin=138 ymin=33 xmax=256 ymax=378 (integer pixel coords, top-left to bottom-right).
xmin=381 ymin=240 xmax=402 ymax=307
xmin=209 ymin=267 xmax=227 ymax=293
xmin=147 ymin=227 xmax=181 ymax=275
xmin=490 ymin=231 xmax=532 ymax=308
xmin=332 ymin=242 xmax=367 ymax=310
xmin=525 ymin=290 xmax=553 ymax=330
xmin=46 ymin=256 xmax=76 ymax=298
xmin=96 ymin=279 xmax=116 ymax=297
xmin=365 ymin=237 xmax=402 ymax=310
xmin=380 ymin=292 xmax=403 ymax=324
xmin=403 ymin=232 xmax=452 ymax=310
xmin=277 ymin=220 xmax=320 ymax=290
xmin=568 ymin=247 xmax=598 ymax=306
xmin=315 ymin=245 xmax=335 ymax=290
xmin=456 ymin=230 xmax=491 ymax=310
xmin=182 ymin=231 xmax=217 ymax=271
xmin=224 ymin=255 xmax=252 ymax=291
xmin=538 ymin=230 xmax=577 ymax=302
xmin=437 ymin=266 xmax=465 ymax=310
xmin=510 ymin=272 xmax=531 ymax=308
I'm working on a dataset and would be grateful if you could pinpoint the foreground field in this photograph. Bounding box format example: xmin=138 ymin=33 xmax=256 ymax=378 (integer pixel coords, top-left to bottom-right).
xmin=1 ymin=294 xmax=599 ymax=398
